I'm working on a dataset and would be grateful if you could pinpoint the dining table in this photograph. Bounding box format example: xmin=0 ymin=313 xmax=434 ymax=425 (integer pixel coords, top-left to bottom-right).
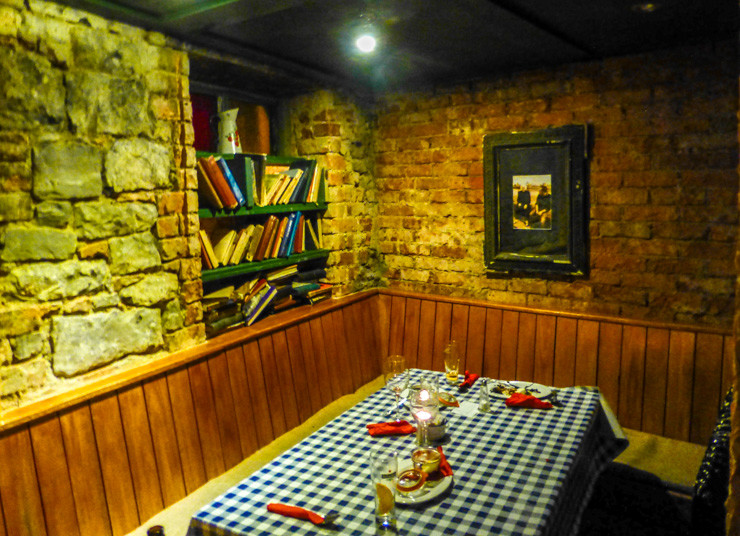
xmin=186 ymin=369 xmax=627 ymax=536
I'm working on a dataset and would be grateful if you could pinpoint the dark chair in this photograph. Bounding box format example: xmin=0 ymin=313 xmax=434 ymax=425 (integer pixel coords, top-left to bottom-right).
xmin=691 ymin=387 xmax=732 ymax=536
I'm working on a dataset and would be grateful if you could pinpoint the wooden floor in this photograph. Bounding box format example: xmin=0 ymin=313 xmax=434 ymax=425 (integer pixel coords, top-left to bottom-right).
xmin=0 ymin=289 xmax=731 ymax=536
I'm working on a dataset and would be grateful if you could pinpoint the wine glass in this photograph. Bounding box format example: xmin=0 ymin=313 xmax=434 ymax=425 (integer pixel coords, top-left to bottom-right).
xmin=383 ymin=354 xmax=408 ymax=422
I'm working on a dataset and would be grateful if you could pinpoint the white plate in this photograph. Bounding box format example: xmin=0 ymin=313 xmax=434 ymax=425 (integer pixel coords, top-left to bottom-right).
xmin=489 ymin=381 xmax=553 ymax=399
xmin=395 ymin=461 xmax=453 ymax=505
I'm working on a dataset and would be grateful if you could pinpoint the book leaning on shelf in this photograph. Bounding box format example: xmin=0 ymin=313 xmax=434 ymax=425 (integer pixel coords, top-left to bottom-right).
xmin=197 ymin=155 xmax=245 ymax=210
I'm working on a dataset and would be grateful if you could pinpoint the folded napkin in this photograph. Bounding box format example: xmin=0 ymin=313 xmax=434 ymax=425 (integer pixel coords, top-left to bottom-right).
xmin=267 ymin=503 xmax=324 ymax=525
xmin=366 ymin=420 xmax=417 ymax=436
xmin=458 ymin=370 xmax=480 ymax=391
xmin=436 ymin=446 xmax=453 ymax=477
xmin=505 ymin=392 xmax=553 ymax=409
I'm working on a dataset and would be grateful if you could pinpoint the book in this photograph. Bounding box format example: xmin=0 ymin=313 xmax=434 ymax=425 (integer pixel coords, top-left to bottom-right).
xmin=293 ymin=213 xmax=305 ymax=254
xmin=199 ymin=156 xmax=238 ymax=209
xmin=199 ymin=235 xmax=214 ymax=270
xmin=288 ymin=168 xmax=311 ymax=204
xmin=228 ymin=225 xmax=254 ymax=265
xmin=206 ymin=312 xmax=244 ymax=335
xmin=245 ymin=284 xmax=279 ymax=325
xmin=199 ymin=229 xmax=219 ymax=268
xmin=296 ymin=267 xmax=326 ymax=281
xmin=203 ymin=285 xmax=234 ymax=301
xmin=267 ymin=263 xmax=299 ymax=283
xmin=306 ymin=166 xmax=323 ymax=203
xmin=197 ymin=162 xmax=223 ymax=210
xmin=253 ymin=215 xmax=278 ymax=261
xmin=277 ymin=212 xmax=298 ymax=258
xmin=261 ymin=163 xmax=291 ymax=205
xmin=244 ymin=223 xmax=264 ymax=262
xmin=215 ymin=156 xmax=247 ymax=207
xmin=212 ymin=228 xmax=238 ymax=265
xmin=267 ymin=216 xmax=289 ymax=259
xmin=277 ymin=169 xmax=303 ymax=204
xmin=305 ymin=217 xmax=321 ymax=250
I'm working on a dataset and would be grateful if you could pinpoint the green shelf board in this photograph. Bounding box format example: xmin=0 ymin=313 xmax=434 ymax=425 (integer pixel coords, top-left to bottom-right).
xmin=198 ymin=203 xmax=327 ymax=219
xmin=201 ymin=249 xmax=330 ymax=283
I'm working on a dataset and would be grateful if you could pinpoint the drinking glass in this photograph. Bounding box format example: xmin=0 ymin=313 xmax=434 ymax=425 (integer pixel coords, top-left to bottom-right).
xmin=409 ymin=381 xmax=438 ymax=447
xmin=443 ymin=340 xmax=460 ymax=384
xmin=383 ymin=355 xmax=408 ymax=422
xmin=370 ymin=448 xmax=398 ymax=533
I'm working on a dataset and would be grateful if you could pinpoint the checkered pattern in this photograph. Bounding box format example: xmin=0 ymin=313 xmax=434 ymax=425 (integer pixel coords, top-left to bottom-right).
xmin=187 ymin=370 xmax=625 ymax=536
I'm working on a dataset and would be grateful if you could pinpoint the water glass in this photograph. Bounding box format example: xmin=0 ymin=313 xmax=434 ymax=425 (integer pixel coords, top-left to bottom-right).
xmin=443 ymin=340 xmax=460 ymax=384
xmin=370 ymin=448 xmax=398 ymax=533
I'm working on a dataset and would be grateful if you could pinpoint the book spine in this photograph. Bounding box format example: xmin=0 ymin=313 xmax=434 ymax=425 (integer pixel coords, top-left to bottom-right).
xmin=216 ymin=157 xmax=246 ymax=206
xmin=197 ymin=160 xmax=224 ymax=210
xmin=202 ymin=156 xmax=238 ymax=209
xmin=277 ymin=212 xmax=297 ymax=258
xmin=284 ymin=210 xmax=300 ymax=257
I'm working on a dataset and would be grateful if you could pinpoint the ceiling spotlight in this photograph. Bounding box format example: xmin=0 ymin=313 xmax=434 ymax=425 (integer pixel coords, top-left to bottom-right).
xmin=631 ymin=2 xmax=660 ymax=13
xmin=355 ymin=34 xmax=377 ymax=53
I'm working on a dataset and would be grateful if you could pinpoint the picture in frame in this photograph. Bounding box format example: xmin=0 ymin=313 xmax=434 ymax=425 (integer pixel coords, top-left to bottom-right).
xmin=483 ymin=124 xmax=588 ymax=277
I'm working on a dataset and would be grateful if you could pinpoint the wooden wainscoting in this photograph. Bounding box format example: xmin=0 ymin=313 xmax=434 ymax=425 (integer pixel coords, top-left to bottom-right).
xmin=0 ymin=291 xmax=381 ymax=536
xmin=377 ymin=289 xmax=733 ymax=446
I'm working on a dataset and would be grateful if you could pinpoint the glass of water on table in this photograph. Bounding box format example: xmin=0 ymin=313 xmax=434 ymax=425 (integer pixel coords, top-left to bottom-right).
xmin=370 ymin=447 xmax=399 ymax=533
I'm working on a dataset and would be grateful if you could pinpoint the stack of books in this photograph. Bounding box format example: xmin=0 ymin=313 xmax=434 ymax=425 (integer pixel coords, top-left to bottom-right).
xmin=259 ymin=159 xmax=325 ymax=207
xmin=202 ymin=267 xmax=332 ymax=334
xmin=197 ymin=154 xmax=257 ymax=211
xmin=199 ymin=215 xmax=323 ymax=269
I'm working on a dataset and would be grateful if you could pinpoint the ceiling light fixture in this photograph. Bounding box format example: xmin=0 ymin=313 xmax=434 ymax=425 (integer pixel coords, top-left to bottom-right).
xmin=631 ymin=2 xmax=660 ymax=13
xmin=356 ymin=33 xmax=377 ymax=53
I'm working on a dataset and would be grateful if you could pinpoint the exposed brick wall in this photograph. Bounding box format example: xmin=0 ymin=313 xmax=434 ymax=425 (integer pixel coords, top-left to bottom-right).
xmin=281 ymin=90 xmax=383 ymax=295
xmin=375 ymin=41 xmax=738 ymax=329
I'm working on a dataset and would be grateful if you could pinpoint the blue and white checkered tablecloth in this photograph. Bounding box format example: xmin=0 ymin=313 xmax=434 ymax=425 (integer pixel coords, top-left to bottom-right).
xmin=187 ymin=370 xmax=626 ymax=536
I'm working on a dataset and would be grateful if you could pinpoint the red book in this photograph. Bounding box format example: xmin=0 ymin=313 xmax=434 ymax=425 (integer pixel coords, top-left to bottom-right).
xmin=199 ymin=156 xmax=238 ymax=209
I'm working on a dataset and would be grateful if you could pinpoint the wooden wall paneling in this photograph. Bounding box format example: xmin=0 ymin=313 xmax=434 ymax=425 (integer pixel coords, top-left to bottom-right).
xmin=387 ymin=295 xmax=407 ymax=357
xmin=515 ymin=312 xmax=537 ymax=381
xmin=117 ymin=384 xmax=164 ymax=522
xmin=402 ymin=297 xmax=421 ymax=368
xmin=346 ymin=300 xmax=375 ymax=386
xmin=617 ymin=325 xmax=647 ymax=431
xmin=28 ymin=416 xmax=80 ymax=536
xmin=224 ymin=345 xmax=262 ymax=457
xmin=206 ymin=352 xmax=245 ymax=470
xmin=299 ymin=319 xmax=330 ymax=410
xmin=552 ymin=317 xmax=577 ymax=388
xmin=187 ymin=360 xmax=226 ymax=480
xmin=721 ymin=335 xmax=734 ymax=399
xmin=0 ymin=426 xmax=47 ymax=536
xmin=664 ymin=330 xmax=696 ymax=441
xmin=464 ymin=306 xmax=487 ymax=376
xmin=166 ymin=367 xmax=208 ymax=494
xmin=0 ymin=491 xmax=5 ymax=536
xmin=241 ymin=341 xmax=276 ymax=447
xmin=141 ymin=375 xmax=187 ymax=507
xmin=416 ymin=299 xmax=437 ymax=371
xmin=284 ymin=325 xmax=314 ymax=423
xmin=450 ymin=303 xmax=470 ymax=369
xmin=533 ymin=314 xmax=556 ymax=387
xmin=574 ymin=320 xmax=599 ymax=386
xmin=307 ymin=317 xmax=336 ymax=403
xmin=256 ymin=336 xmax=288 ymax=438
xmin=360 ymin=297 xmax=382 ymax=379
xmin=58 ymin=405 xmax=112 ymax=536
xmin=431 ymin=301 xmax=452 ymax=373
xmin=376 ymin=292 xmax=392 ymax=359
xmin=499 ymin=310 xmax=520 ymax=380
xmin=318 ymin=312 xmax=347 ymax=398
xmin=270 ymin=331 xmax=301 ymax=432
xmin=690 ymin=332 xmax=724 ymax=445
xmin=89 ymin=394 xmax=140 ymax=535
xmin=328 ymin=309 xmax=355 ymax=394
xmin=482 ymin=308 xmax=503 ymax=379
xmin=641 ymin=328 xmax=670 ymax=436
xmin=596 ymin=323 xmax=623 ymax=412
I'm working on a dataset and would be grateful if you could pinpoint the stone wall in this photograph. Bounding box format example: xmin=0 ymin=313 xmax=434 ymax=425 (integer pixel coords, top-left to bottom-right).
xmin=0 ymin=0 xmax=203 ymax=407
xmin=374 ymin=41 xmax=738 ymax=328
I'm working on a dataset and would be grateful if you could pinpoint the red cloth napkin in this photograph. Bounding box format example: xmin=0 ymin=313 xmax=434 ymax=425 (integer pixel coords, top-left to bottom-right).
xmin=505 ymin=392 xmax=553 ymax=409
xmin=436 ymin=446 xmax=453 ymax=477
xmin=267 ymin=503 xmax=324 ymax=525
xmin=366 ymin=420 xmax=417 ymax=436
xmin=458 ymin=370 xmax=480 ymax=390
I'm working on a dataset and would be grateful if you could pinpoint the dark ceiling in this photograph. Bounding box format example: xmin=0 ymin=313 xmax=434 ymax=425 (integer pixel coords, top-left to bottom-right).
xmin=51 ymin=0 xmax=738 ymax=100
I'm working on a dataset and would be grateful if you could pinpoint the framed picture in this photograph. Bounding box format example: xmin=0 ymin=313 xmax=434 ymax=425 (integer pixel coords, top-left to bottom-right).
xmin=483 ymin=125 xmax=589 ymax=277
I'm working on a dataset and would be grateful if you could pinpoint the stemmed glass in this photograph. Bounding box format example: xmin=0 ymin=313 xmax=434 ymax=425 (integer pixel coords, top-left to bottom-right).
xmin=383 ymin=354 xmax=408 ymax=422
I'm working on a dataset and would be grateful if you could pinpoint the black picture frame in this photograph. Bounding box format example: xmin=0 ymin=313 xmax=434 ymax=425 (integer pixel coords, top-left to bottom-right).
xmin=483 ymin=125 xmax=589 ymax=277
